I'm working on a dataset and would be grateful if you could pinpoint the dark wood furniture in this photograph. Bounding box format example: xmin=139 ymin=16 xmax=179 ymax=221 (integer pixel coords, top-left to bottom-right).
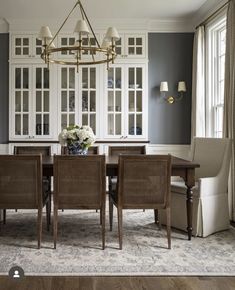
xmin=0 ymin=155 xmax=50 ymax=248
xmin=53 ymin=155 xmax=106 ymax=249
xmin=42 ymin=155 xmax=200 ymax=240
xmin=108 ymin=145 xmax=146 ymax=156
xmin=109 ymin=155 xmax=172 ymax=249
xmin=14 ymin=146 xmax=51 ymax=156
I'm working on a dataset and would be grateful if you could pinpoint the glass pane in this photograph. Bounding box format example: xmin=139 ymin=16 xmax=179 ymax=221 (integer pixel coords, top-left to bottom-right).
xmin=90 ymin=68 xmax=96 ymax=88
xmin=61 ymin=68 xmax=67 ymax=89
xmin=36 ymin=114 xmax=41 ymax=135
xmin=36 ymin=91 xmax=42 ymax=112
xmin=15 ymin=114 xmax=21 ymax=135
xmin=15 ymin=47 xmax=21 ymax=55
xmin=69 ymin=91 xmax=75 ymax=112
xmin=23 ymin=68 xmax=29 ymax=89
xmin=44 ymin=68 xmax=49 ymax=89
xmin=23 ymin=48 xmax=29 ymax=55
xmin=61 ymin=91 xmax=67 ymax=112
xmin=116 ymin=68 xmax=121 ymax=89
xmin=136 ymin=114 xmax=142 ymax=135
xmin=219 ymin=80 xmax=224 ymax=104
xmin=136 ymin=68 xmax=142 ymax=88
xmin=82 ymin=68 xmax=88 ymax=88
xmin=15 ymin=38 xmax=21 ymax=46
xmin=108 ymin=91 xmax=114 ymax=111
xmin=36 ymin=47 xmax=41 ymax=55
xmin=23 ymin=38 xmax=29 ymax=45
xmin=128 ymin=47 xmax=135 ymax=55
xmin=15 ymin=92 xmax=21 ymax=112
xmin=36 ymin=39 xmax=42 ymax=45
xmin=44 ymin=91 xmax=49 ymax=112
xmin=69 ymin=114 xmax=75 ymax=126
xmin=136 ymin=38 xmax=142 ymax=45
xmin=108 ymin=114 xmax=114 ymax=135
xmin=128 ymin=38 xmax=134 ymax=45
xmin=108 ymin=69 xmax=114 ymax=88
xmin=219 ymin=55 xmax=225 ymax=81
xmin=36 ymin=68 xmax=42 ymax=89
xmin=23 ymin=114 xmax=29 ymax=135
xmin=137 ymin=91 xmax=142 ymax=112
xmin=15 ymin=68 xmax=21 ymax=89
xmin=115 ymin=114 xmax=121 ymax=135
xmin=129 ymin=68 xmax=135 ymax=87
xmin=90 ymin=114 xmax=96 ymax=134
xmin=23 ymin=91 xmax=29 ymax=111
xmin=61 ymin=38 xmax=67 ymax=45
xmin=129 ymin=91 xmax=135 ymax=112
xmin=61 ymin=114 xmax=67 ymax=129
xmin=136 ymin=47 xmax=142 ymax=55
xmin=82 ymin=114 xmax=88 ymax=125
xmin=116 ymin=91 xmax=121 ymax=111
xmin=69 ymin=38 xmax=75 ymax=45
xmin=43 ymin=114 xmax=49 ymax=135
xmin=82 ymin=91 xmax=88 ymax=111
xmin=69 ymin=68 xmax=75 ymax=89
xmin=90 ymin=91 xmax=96 ymax=112
xmin=116 ymin=47 xmax=121 ymax=55
xmin=129 ymin=114 xmax=135 ymax=135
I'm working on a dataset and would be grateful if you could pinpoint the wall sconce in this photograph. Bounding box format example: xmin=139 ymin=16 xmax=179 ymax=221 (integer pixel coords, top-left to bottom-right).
xmin=160 ymin=81 xmax=186 ymax=104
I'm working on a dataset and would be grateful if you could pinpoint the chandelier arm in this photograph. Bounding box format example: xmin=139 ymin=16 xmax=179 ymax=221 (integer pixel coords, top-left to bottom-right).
xmin=48 ymin=0 xmax=80 ymax=47
xmin=79 ymin=1 xmax=101 ymax=49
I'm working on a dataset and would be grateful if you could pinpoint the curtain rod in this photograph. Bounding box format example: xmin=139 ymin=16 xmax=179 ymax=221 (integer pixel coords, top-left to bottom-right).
xmin=196 ymin=0 xmax=230 ymax=29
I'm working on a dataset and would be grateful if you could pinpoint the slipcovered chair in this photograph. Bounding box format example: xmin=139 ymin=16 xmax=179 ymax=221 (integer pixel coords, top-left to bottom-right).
xmin=161 ymin=137 xmax=231 ymax=237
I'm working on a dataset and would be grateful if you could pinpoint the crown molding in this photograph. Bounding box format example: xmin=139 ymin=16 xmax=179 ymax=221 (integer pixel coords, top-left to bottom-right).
xmin=0 ymin=18 xmax=9 ymax=33
xmin=148 ymin=19 xmax=194 ymax=32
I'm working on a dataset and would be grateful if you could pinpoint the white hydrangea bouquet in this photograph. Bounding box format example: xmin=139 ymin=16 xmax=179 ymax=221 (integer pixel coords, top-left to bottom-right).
xmin=59 ymin=125 xmax=95 ymax=155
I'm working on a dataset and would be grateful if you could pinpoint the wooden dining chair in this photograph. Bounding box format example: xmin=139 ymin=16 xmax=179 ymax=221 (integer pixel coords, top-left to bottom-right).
xmin=108 ymin=145 xmax=146 ymax=156
xmin=0 ymin=155 xmax=51 ymax=248
xmin=109 ymin=155 xmax=172 ymax=250
xmin=14 ymin=146 xmax=52 ymax=223
xmin=53 ymin=155 xmax=106 ymax=249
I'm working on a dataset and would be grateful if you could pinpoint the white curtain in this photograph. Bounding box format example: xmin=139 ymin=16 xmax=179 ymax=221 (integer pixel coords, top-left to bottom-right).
xmin=191 ymin=26 xmax=206 ymax=138
xmin=223 ymin=0 xmax=235 ymax=221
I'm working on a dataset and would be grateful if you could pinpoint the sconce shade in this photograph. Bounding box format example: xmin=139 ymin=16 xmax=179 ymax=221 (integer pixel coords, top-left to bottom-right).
xmin=38 ymin=26 xmax=53 ymax=40
xmin=105 ymin=27 xmax=120 ymax=41
xmin=178 ymin=81 xmax=186 ymax=92
xmin=160 ymin=81 xmax=168 ymax=92
xmin=74 ymin=20 xmax=90 ymax=35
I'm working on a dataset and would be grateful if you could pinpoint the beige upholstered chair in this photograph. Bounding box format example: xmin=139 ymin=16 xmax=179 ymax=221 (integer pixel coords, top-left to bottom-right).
xmin=162 ymin=137 xmax=231 ymax=237
xmin=0 ymin=155 xmax=50 ymax=248
xmin=109 ymin=155 xmax=172 ymax=249
xmin=53 ymin=155 xmax=106 ymax=249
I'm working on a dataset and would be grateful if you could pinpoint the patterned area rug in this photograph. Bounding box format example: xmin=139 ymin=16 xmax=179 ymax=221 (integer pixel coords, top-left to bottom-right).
xmin=0 ymin=209 xmax=235 ymax=276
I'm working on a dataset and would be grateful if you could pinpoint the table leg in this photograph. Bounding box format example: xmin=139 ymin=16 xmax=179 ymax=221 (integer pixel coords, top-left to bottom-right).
xmin=186 ymin=185 xmax=193 ymax=240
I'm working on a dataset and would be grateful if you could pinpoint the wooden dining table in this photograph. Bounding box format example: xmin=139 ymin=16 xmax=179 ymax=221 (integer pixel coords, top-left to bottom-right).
xmin=43 ymin=155 xmax=200 ymax=241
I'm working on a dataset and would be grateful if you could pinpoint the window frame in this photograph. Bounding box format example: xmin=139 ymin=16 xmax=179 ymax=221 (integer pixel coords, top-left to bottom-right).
xmin=205 ymin=12 xmax=226 ymax=137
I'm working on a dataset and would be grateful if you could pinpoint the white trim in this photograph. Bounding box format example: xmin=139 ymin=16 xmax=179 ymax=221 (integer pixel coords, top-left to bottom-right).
xmin=0 ymin=144 xmax=9 ymax=154
xmin=146 ymin=144 xmax=190 ymax=159
xmin=0 ymin=18 xmax=9 ymax=33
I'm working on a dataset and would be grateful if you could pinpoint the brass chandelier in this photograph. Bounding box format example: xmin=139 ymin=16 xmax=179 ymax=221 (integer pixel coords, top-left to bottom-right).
xmin=38 ymin=0 xmax=120 ymax=70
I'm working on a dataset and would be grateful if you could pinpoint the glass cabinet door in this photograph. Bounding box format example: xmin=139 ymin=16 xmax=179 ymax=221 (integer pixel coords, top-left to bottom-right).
xmin=127 ymin=66 xmax=143 ymax=137
xmin=106 ymin=66 xmax=123 ymax=137
xmin=12 ymin=36 xmax=31 ymax=58
xmin=13 ymin=67 xmax=30 ymax=136
xmin=81 ymin=67 xmax=97 ymax=134
xmin=125 ymin=35 xmax=146 ymax=58
xmin=34 ymin=67 xmax=50 ymax=136
xmin=60 ymin=67 xmax=76 ymax=130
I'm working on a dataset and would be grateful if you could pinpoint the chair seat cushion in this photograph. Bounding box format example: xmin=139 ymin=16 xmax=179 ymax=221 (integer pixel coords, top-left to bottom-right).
xmin=171 ymin=180 xmax=199 ymax=197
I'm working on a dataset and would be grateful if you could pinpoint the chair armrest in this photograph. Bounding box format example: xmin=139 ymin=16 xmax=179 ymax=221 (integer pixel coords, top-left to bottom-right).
xmin=199 ymin=174 xmax=228 ymax=197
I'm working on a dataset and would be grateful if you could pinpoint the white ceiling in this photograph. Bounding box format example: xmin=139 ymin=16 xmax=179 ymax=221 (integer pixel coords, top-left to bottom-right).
xmin=0 ymin=0 xmax=211 ymax=21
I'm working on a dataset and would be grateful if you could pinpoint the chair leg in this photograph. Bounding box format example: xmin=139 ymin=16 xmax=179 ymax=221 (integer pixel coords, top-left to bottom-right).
xmin=46 ymin=200 xmax=50 ymax=231
xmin=53 ymin=206 xmax=58 ymax=249
xmin=3 ymin=209 xmax=6 ymax=224
xmin=109 ymin=195 xmax=113 ymax=231
xmin=166 ymin=207 xmax=171 ymax=249
xmin=100 ymin=208 xmax=102 ymax=225
xmin=154 ymin=209 xmax=162 ymax=230
xmin=37 ymin=208 xmax=42 ymax=249
xmin=117 ymin=207 xmax=123 ymax=250
xmin=101 ymin=204 xmax=106 ymax=250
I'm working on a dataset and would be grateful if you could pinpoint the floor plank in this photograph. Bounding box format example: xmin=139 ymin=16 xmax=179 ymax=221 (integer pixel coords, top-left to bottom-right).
xmin=0 ymin=276 xmax=235 ymax=290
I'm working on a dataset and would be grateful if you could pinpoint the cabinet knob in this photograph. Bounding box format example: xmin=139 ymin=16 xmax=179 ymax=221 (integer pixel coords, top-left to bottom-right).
xmin=124 ymin=136 xmax=127 ymax=139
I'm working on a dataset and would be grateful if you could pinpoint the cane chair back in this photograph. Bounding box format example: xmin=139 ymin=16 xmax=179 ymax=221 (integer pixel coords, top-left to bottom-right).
xmin=108 ymin=145 xmax=146 ymax=156
xmin=14 ymin=146 xmax=51 ymax=156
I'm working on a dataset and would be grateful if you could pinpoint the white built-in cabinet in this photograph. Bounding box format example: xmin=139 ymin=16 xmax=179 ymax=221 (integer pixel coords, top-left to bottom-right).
xmin=9 ymin=31 xmax=148 ymax=142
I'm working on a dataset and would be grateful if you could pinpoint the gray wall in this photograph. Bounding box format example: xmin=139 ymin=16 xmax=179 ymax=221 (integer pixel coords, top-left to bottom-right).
xmin=148 ymin=33 xmax=194 ymax=144
xmin=0 ymin=33 xmax=9 ymax=143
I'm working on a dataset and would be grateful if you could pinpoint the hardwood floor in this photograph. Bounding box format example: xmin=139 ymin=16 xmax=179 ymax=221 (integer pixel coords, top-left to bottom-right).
xmin=0 ymin=276 xmax=235 ymax=290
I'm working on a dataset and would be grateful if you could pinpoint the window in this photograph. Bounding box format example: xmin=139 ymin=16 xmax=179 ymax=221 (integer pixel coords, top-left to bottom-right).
xmin=206 ymin=14 xmax=226 ymax=137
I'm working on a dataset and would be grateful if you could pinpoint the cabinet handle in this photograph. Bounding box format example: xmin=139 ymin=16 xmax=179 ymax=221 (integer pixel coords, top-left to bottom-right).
xmin=120 ymin=136 xmax=124 ymax=139
xmin=124 ymin=136 xmax=127 ymax=139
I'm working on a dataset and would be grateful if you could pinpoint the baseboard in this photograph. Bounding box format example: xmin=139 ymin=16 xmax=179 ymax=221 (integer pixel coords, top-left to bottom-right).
xmin=0 ymin=144 xmax=9 ymax=154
